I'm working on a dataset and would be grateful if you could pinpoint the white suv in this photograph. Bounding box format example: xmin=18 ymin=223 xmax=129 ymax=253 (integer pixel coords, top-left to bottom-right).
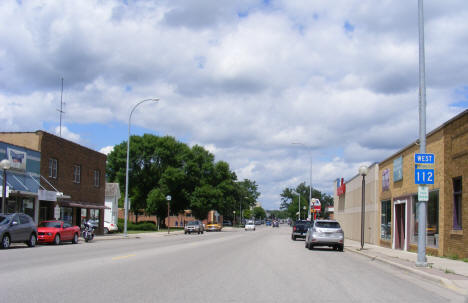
xmin=104 ymin=221 xmax=118 ymax=234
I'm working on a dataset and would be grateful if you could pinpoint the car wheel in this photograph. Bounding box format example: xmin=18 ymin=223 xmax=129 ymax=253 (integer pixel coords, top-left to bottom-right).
xmin=72 ymin=233 xmax=79 ymax=244
xmin=338 ymin=245 xmax=344 ymax=252
xmin=305 ymin=241 xmax=309 ymax=249
xmin=292 ymin=236 xmax=296 ymax=241
xmin=1 ymin=235 xmax=11 ymax=249
xmin=309 ymin=244 xmax=314 ymax=250
xmin=27 ymin=233 xmax=37 ymax=247
xmin=201 ymin=231 xmax=204 ymax=234
xmin=104 ymin=227 xmax=109 ymax=234
xmin=54 ymin=234 xmax=61 ymax=245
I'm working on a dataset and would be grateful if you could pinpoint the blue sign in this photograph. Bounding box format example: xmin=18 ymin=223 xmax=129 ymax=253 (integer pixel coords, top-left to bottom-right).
xmin=414 ymin=153 xmax=435 ymax=184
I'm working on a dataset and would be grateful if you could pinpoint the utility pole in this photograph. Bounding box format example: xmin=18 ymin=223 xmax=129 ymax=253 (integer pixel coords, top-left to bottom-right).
xmin=57 ymin=77 xmax=65 ymax=137
xmin=416 ymin=0 xmax=428 ymax=266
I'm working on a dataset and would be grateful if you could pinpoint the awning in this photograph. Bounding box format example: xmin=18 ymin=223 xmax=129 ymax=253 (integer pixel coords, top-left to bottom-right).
xmin=0 ymin=171 xmax=39 ymax=196
xmin=60 ymin=201 xmax=109 ymax=209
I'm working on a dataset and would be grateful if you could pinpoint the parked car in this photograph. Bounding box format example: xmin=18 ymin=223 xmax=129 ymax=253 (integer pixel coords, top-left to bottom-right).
xmin=37 ymin=220 xmax=81 ymax=245
xmin=184 ymin=220 xmax=204 ymax=234
xmin=291 ymin=220 xmax=312 ymax=240
xmin=223 ymin=220 xmax=232 ymax=226
xmin=272 ymin=220 xmax=279 ymax=227
xmin=305 ymin=219 xmax=344 ymax=251
xmin=205 ymin=222 xmax=222 ymax=232
xmin=245 ymin=220 xmax=255 ymax=231
xmin=0 ymin=213 xmax=37 ymax=249
xmin=265 ymin=220 xmax=271 ymax=226
xmin=104 ymin=221 xmax=118 ymax=234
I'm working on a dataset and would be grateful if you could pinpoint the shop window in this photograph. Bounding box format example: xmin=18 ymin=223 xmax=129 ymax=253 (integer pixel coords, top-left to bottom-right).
xmin=90 ymin=209 xmax=100 ymax=226
xmin=49 ymin=158 xmax=58 ymax=179
xmin=94 ymin=170 xmax=100 ymax=188
xmin=411 ymin=190 xmax=439 ymax=248
xmin=22 ymin=199 xmax=34 ymax=219
xmin=381 ymin=200 xmax=391 ymax=240
xmin=60 ymin=207 xmax=73 ymax=225
xmin=73 ymin=165 xmax=81 ymax=183
xmin=453 ymin=177 xmax=462 ymax=230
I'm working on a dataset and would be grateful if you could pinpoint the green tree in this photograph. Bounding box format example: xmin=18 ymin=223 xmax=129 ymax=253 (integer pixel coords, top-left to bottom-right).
xmin=253 ymin=206 xmax=266 ymax=219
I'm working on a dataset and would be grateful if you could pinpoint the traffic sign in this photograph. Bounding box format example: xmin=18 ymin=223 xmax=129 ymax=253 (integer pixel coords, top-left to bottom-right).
xmin=414 ymin=153 xmax=435 ymax=185
xmin=418 ymin=185 xmax=429 ymax=201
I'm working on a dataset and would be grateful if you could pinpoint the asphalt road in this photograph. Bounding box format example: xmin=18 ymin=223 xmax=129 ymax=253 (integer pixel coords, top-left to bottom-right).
xmin=1 ymin=225 xmax=465 ymax=303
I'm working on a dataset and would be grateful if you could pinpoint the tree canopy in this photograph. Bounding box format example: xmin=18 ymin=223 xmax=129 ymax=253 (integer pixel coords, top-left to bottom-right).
xmin=280 ymin=182 xmax=333 ymax=220
xmin=106 ymin=134 xmax=261 ymax=225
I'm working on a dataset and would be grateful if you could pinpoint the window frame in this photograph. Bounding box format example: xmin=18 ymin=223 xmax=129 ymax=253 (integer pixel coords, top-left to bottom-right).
xmin=49 ymin=158 xmax=58 ymax=179
xmin=93 ymin=169 xmax=100 ymax=188
xmin=453 ymin=177 xmax=462 ymax=230
xmin=73 ymin=164 xmax=81 ymax=184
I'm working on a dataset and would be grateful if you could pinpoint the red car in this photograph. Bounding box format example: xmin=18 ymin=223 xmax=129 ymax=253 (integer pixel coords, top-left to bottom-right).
xmin=37 ymin=221 xmax=80 ymax=245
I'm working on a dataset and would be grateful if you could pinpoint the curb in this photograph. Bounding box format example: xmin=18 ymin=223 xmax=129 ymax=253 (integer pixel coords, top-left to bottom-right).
xmin=94 ymin=231 xmax=184 ymax=241
xmin=345 ymin=247 xmax=468 ymax=296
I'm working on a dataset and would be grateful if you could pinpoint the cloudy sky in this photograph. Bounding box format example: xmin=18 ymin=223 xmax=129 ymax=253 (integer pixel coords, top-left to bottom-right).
xmin=1 ymin=0 xmax=467 ymax=209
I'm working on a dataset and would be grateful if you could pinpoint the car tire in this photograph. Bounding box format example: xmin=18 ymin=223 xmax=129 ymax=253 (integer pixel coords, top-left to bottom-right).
xmin=72 ymin=233 xmax=79 ymax=244
xmin=1 ymin=235 xmax=11 ymax=249
xmin=309 ymin=244 xmax=314 ymax=250
xmin=54 ymin=234 xmax=61 ymax=245
xmin=27 ymin=233 xmax=37 ymax=247
xmin=292 ymin=235 xmax=296 ymax=241
xmin=104 ymin=227 xmax=109 ymax=234
xmin=338 ymin=245 xmax=344 ymax=252
xmin=305 ymin=241 xmax=309 ymax=249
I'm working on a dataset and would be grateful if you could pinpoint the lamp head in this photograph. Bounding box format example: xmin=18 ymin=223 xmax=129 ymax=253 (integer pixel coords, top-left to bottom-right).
xmin=1 ymin=159 xmax=11 ymax=170
xmin=359 ymin=165 xmax=369 ymax=176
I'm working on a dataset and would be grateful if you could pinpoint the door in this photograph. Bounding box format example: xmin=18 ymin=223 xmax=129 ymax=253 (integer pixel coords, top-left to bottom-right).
xmin=394 ymin=203 xmax=406 ymax=250
xmin=8 ymin=214 xmax=23 ymax=242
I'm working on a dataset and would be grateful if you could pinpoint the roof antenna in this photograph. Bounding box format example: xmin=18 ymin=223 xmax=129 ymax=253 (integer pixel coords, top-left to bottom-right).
xmin=57 ymin=77 xmax=65 ymax=137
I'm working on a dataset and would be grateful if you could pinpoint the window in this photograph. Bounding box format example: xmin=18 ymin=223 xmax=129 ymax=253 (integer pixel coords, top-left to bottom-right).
xmin=94 ymin=170 xmax=100 ymax=187
xmin=73 ymin=165 xmax=81 ymax=183
xmin=49 ymin=158 xmax=57 ymax=179
xmin=411 ymin=190 xmax=439 ymax=248
xmin=381 ymin=200 xmax=391 ymax=240
xmin=453 ymin=177 xmax=462 ymax=230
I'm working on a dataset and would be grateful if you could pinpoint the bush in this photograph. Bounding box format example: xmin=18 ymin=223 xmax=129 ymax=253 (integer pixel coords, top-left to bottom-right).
xmin=117 ymin=218 xmax=158 ymax=232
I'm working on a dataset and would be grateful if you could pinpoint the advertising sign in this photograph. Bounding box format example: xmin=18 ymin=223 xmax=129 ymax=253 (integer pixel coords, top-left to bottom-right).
xmin=7 ymin=148 xmax=27 ymax=171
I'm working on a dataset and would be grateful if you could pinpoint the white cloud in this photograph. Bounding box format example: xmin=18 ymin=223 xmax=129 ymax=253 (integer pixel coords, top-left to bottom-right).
xmin=53 ymin=126 xmax=81 ymax=143
xmin=99 ymin=145 xmax=114 ymax=155
xmin=1 ymin=0 xmax=467 ymax=209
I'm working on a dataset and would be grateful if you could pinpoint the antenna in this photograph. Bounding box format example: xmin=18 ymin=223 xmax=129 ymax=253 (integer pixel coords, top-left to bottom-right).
xmin=57 ymin=77 xmax=66 ymax=137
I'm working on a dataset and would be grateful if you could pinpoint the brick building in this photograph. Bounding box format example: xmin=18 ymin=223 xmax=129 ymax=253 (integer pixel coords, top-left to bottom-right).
xmin=0 ymin=131 xmax=106 ymax=233
xmin=377 ymin=110 xmax=467 ymax=258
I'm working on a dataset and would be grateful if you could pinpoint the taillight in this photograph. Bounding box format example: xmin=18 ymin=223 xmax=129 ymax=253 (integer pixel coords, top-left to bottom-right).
xmin=293 ymin=226 xmax=296 ymax=231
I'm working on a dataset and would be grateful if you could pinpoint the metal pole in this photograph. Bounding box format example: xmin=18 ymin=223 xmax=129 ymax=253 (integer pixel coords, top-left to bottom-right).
xmin=308 ymin=152 xmax=312 ymax=221
xmin=2 ymin=169 xmax=6 ymax=213
xmin=167 ymin=201 xmax=170 ymax=234
xmin=361 ymin=175 xmax=366 ymax=249
xmin=298 ymin=194 xmax=301 ymax=220
xmin=124 ymin=98 xmax=159 ymax=238
xmin=417 ymin=0 xmax=427 ymax=266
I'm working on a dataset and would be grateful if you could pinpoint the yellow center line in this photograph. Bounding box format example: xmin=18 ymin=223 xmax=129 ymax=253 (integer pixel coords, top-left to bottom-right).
xmin=112 ymin=254 xmax=136 ymax=260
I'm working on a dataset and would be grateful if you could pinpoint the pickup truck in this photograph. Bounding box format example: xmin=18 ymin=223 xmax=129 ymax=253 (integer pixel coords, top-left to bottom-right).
xmin=291 ymin=220 xmax=312 ymax=240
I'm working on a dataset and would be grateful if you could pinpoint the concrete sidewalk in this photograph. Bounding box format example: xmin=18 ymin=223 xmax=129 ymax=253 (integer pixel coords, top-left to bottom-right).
xmin=93 ymin=229 xmax=185 ymax=241
xmin=344 ymin=238 xmax=468 ymax=295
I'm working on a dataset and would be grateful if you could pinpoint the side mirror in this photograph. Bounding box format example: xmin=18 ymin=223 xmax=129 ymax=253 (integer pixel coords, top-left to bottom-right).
xmin=11 ymin=221 xmax=18 ymax=226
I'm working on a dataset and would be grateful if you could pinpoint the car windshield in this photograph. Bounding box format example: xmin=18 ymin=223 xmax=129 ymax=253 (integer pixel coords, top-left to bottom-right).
xmin=39 ymin=221 xmax=62 ymax=228
xmin=315 ymin=221 xmax=340 ymax=229
xmin=188 ymin=221 xmax=198 ymax=226
xmin=247 ymin=221 xmax=254 ymax=224
xmin=0 ymin=215 xmax=11 ymax=225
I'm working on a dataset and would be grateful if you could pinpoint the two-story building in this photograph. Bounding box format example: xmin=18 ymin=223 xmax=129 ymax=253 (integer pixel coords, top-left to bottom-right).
xmin=0 ymin=131 xmax=107 ymax=233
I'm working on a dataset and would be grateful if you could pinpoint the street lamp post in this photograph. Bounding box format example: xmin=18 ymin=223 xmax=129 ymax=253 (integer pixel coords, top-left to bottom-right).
xmin=359 ymin=165 xmax=369 ymax=250
xmin=124 ymin=98 xmax=159 ymax=238
xmin=233 ymin=210 xmax=236 ymax=226
xmin=166 ymin=195 xmax=171 ymax=234
xmin=292 ymin=142 xmax=312 ymax=220
xmin=302 ymin=206 xmax=306 ymax=220
xmin=1 ymin=159 xmax=11 ymax=213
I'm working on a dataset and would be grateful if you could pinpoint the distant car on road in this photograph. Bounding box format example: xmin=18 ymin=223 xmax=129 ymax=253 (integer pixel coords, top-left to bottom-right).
xmin=206 ymin=222 xmax=222 ymax=232
xmin=265 ymin=220 xmax=271 ymax=226
xmin=104 ymin=221 xmax=118 ymax=234
xmin=0 ymin=213 xmax=37 ymax=249
xmin=184 ymin=220 xmax=204 ymax=234
xmin=272 ymin=220 xmax=279 ymax=227
xmin=245 ymin=220 xmax=255 ymax=231
xmin=37 ymin=220 xmax=80 ymax=245
xmin=291 ymin=220 xmax=312 ymax=241
xmin=305 ymin=219 xmax=344 ymax=251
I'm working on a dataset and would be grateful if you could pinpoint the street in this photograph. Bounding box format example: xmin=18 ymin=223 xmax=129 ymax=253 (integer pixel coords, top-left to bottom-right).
xmin=1 ymin=225 xmax=465 ymax=303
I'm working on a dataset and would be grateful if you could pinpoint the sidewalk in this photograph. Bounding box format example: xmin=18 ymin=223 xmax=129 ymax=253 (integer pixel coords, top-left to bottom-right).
xmin=93 ymin=229 xmax=185 ymax=241
xmin=344 ymin=238 xmax=468 ymax=295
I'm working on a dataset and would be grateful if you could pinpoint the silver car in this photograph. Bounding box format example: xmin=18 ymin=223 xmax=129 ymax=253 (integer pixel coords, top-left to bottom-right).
xmin=0 ymin=213 xmax=38 ymax=249
xmin=184 ymin=220 xmax=204 ymax=234
xmin=305 ymin=219 xmax=344 ymax=251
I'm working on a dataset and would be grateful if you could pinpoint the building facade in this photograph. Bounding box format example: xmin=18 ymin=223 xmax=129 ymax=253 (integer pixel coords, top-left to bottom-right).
xmin=334 ymin=163 xmax=380 ymax=245
xmin=378 ymin=110 xmax=467 ymax=258
xmin=0 ymin=131 xmax=107 ymax=233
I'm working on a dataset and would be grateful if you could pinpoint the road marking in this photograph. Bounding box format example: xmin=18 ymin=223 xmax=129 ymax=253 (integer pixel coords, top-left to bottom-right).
xmin=112 ymin=254 xmax=136 ymax=260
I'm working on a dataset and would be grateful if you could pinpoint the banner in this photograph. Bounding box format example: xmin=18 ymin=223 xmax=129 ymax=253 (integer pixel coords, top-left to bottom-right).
xmin=7 ymin=148 xmax=27 ymax=171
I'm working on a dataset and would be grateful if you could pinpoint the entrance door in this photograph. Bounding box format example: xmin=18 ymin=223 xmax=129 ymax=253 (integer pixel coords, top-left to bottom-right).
xmin=394 ymin=203 xmax=406 ymax=250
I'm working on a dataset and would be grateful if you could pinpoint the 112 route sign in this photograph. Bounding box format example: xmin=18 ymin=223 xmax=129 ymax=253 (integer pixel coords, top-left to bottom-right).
xmin=414 ymin=153 xmax=435 ymax=185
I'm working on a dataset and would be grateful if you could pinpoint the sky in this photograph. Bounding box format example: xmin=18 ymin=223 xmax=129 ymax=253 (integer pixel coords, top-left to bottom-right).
xmin=1 ymin=0 xmax=467 ymax=210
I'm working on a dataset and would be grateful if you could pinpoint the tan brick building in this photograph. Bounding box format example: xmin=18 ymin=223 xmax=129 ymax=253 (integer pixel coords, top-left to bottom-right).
xmin=0 ymin=131 xmax=107 ymax=233
xmin=378 ymin=110 xmax=467 ymax=258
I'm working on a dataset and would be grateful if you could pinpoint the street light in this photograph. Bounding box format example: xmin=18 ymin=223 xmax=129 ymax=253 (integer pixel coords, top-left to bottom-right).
xmin=124 ymin=98 xmax=159 ymax=238
xmin=166 ymin=195 xmax=171 ymax=234
xmin=1 ymin=159 xmax=11 ymax=213
xmin=359 ymin=165 xmax=369 ymax=250
xmin=233 ymin=210 xmax=236 ymax=226
xmin=292 ymin=142 xmax=312 ymax=220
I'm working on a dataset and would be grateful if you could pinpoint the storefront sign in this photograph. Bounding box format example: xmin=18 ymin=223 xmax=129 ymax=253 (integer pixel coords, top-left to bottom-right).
xmin=393 ymin=156 xmax=403 ymax=182
xmin=337 ymin=178 xmax=346 ymax=196
xmin=382 ymin=169 xmax=390 ymax=191
xmin=310 ymin=198 xmax=321 ymax=212
xmin=418 ymin=185 xmax=429 ymax=201
xmin=54 ymin=205 xmax=60 ymax=220
xmin=7 ymin=148 xmax=27 ymax=171
xmin=38 ymin=189 xmax=57 ymax=201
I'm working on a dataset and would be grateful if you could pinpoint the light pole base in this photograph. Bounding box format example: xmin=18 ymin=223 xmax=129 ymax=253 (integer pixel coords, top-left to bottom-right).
xmin=415 ymin=261 xmax=428 ymax=267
